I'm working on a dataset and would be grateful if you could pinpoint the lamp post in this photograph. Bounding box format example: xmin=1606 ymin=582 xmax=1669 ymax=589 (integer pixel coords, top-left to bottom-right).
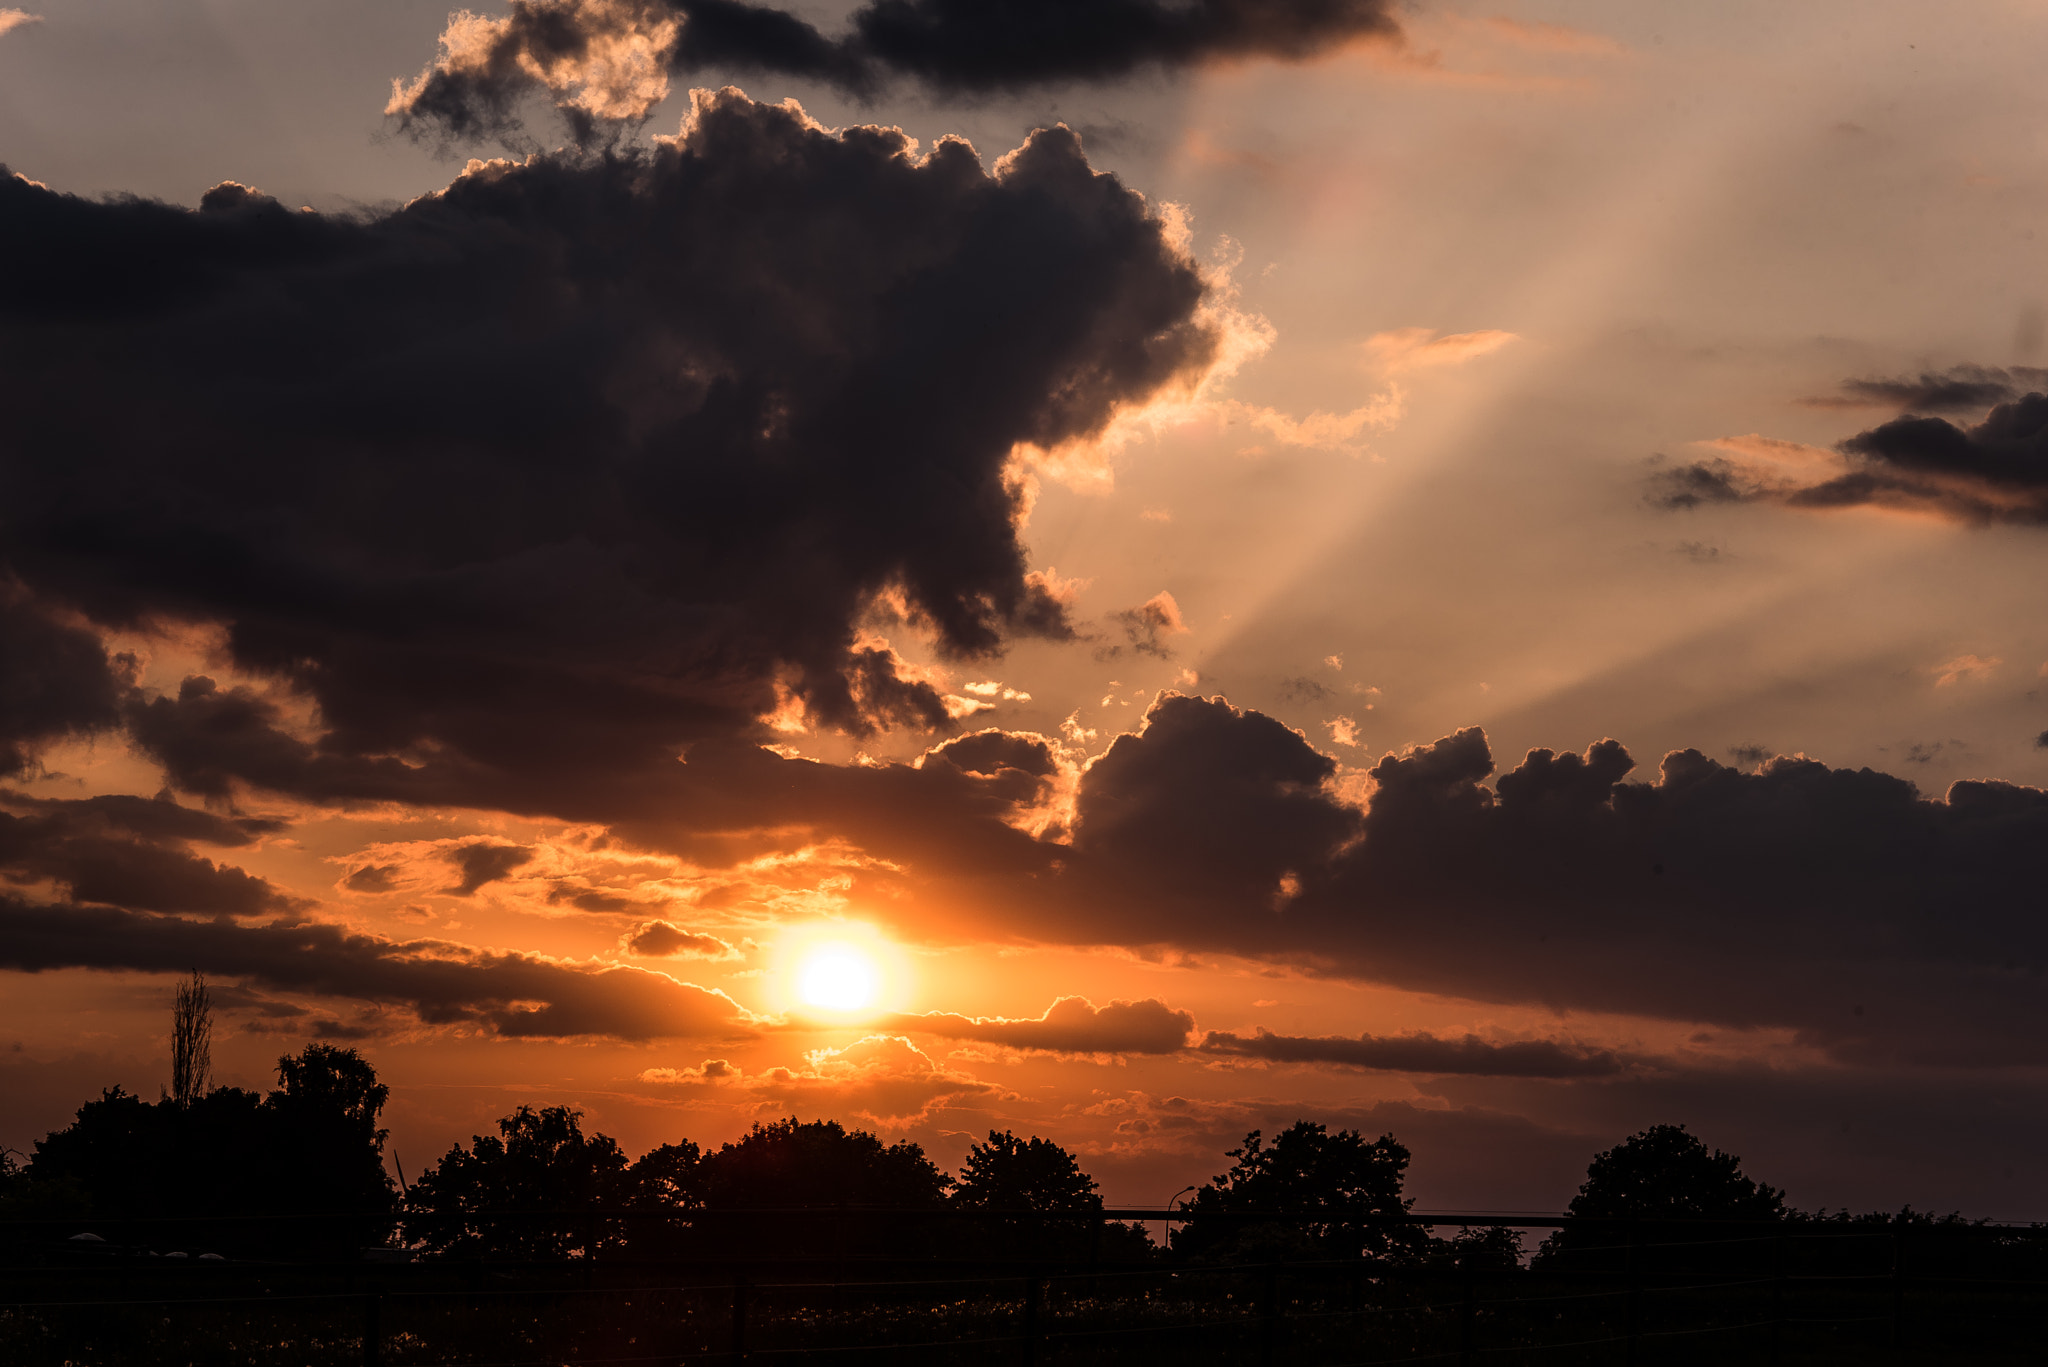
xmin=1165 ymin=1185 xmax=1197 ymax=1253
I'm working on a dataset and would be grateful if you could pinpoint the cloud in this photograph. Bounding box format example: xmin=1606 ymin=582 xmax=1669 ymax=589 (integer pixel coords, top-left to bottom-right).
xmin=389 ymin=0 xmax=1401 ymax=146
xmin=624 ymin=918 xmax=737 ymax=958
xmin=0 ymin=896 xmax=752 ymax=1041
xmin=1363 ymin=326 xmax=1517 ymax=373
xmin=918 ymin=728 xmax=1061 ymax=807
xmin=1195 ymin=1028 xmax=1626 ymax=1078
xmin=1098 ymin=591 xmax=1188 ymax=660
xmin=887 ymin=994 xmax=1195 ymax=1055
xmin=1801 ymin=364 xmax=2048 ymax=415
xmin=1278 ymin=676 xmax=1333 ymax=702
xmin=1218 ymin=327 xmax=1514 ymax=454
xmin=0 ymin=590 xmax=128 ymax=777
xmin=0 ymin=10 xmax=39 ymax=39
xmin=1801 ymin=394 xmax=2048 ymax=523
xmin=1477 ymin=17 xmax=1624 ymax=57
xmin=1652 ymin=389 xmax=2048 ymax=525
xmin=887 ymin=697 xmax=2048 ymax=1070
xmin=0 ymin=794 xmax=300 ymax=917
xmin=445 ymin=840 xmax=536 ymax=895
xmin=1 ymin=89 xmax=1226 ymax=812
xmin=1931 ymin=654 xmax=1999 ymax=687
xmin=751 ymin=1034 xmax=1001 ymax=1122
xmin=640 ymin=1057 xmax=738 ymax=1083
xmin=1064 ymin=694 xmax=1360 ymax=925
xmin=633 ymin=1036 xmax=998 ymax=1126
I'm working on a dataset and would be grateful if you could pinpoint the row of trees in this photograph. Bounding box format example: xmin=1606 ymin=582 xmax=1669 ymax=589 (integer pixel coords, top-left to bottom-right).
xmin=3 ymin=1030 xmax=1972 ymax=1266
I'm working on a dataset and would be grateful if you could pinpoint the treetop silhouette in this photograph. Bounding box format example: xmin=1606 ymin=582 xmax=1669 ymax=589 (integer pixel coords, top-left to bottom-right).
xmin=951 ymin=1130 xmax=1101 ymax=1212
xmin=1178 ymin=1120 xmax=1425 ymax=1263
xmin=1538 ymin=1122 xmax=1786 ymax=1265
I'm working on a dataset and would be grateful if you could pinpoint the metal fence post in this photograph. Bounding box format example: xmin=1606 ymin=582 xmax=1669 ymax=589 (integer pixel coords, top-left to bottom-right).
xmin=1769 ymin=1230 xmax=1786 ymax=1367
xmin=1459 ymin=1258 xmax=1476 ymax=1367
xmin=1021 ymin=1274 xmax=1041 ymax=1367
xmin=362 ymin=1291 xmax=382 ymax=1367
xmin=1261 ymin=1262 xmax=1280 ymax=1367
xmin=1890 ymin=1227 xmax=1904 ymax=1350
xmin=731 ymin=1272 xmax=748 ymax=1364
xmin=1624 ymin=1224 xmax=1641 ymax=1367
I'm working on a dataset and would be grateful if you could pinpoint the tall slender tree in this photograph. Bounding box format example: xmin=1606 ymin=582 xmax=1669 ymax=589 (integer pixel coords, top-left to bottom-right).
xmin=169 ymin=971 xmax=212 ymax=1108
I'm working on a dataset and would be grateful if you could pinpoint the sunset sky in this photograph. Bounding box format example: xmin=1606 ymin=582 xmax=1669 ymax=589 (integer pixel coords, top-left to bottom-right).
xmin=4 ymin=0 xmax=2047 ymax=1219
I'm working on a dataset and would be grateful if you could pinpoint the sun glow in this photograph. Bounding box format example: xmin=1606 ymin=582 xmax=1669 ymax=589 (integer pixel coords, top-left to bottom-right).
xmin=771 ymin=924 xmax=909 ymax=1018
xmin=798 ymin=947 xmax=877 ymax=1011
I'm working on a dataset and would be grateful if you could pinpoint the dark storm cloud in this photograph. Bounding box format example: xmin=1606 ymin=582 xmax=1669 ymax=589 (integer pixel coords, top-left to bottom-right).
xmin=1793 ymin=394 xmax=2048 ymax=523
xmin=1095 ymin=591 xmax=1187 ymax=661
xmin=0 ymin=896 xmax=751 ymax=1040
xmin=1643 ymin=456 xmax=1763 ymax=510
xmin=1277 ymin=675 xmax=1334 ymax=702
xmin=0 ymin=89 xmax=1219 ymax=805
xmin=0 ymin=795 xmax=299 ymax=917
xmin=1195 ymin=1028 xmax=1627 ymax=1078
xmin=1066 ymin=694 xmax=1360 ymax=916
xmin=923 ymin=728 xmax=1058 ymax=780
xmin=1651 ymin=390 xmax=2048 ymax=524
xmin=925 ymin=695 xmax=2048 ymax=1069
xmin=0 ymin=792 xmax=282 ymax=846
xmin=918 ymin=727 xmax=1060 ymax=806
xmin=1805 ymin=363 xmax=2048 ymax=414
xmin=0 ymin=590 xmax=127 ymax=776
xmin=624 ymin=918 xmax=736 ymax=957
xmin=886 ymin=994 xmax=1195 ymax=1055
xmin=344 ymin=864 xmax=401 ymax=893
xmin=444 ymin=841 xmax=535 ymax=895
xmin=390 ymin=0 xmax=1400 ymax=147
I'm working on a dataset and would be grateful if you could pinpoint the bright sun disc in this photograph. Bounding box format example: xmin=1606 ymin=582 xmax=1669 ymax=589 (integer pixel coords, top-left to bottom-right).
xmin=799 ymin=948 xmax=876 ymax=1011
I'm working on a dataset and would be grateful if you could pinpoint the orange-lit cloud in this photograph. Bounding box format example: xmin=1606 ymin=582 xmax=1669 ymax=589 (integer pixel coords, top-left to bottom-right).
xmin=887 ymin=995 xmax=1195 ymax=1057
xmin=1219 ymin=328 xmax=1517 ymax=454
xmin=1477 ymin=16 xmax=1627 ymax=58
xmin=753 ymin=1035 xmax=1005 ymax=1123
xmin=1931 ymin=654 xmax=2000 ymax=687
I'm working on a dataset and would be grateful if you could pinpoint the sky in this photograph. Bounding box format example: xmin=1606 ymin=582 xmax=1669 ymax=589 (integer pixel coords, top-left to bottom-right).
xmin=3 ymin=0 xmax=2047 ymax=1218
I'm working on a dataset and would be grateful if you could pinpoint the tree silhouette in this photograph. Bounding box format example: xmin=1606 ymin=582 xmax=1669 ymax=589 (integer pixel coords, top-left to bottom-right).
xmin=696 ymin=1117 xmax=948 ymax=1210
xmin=27 ymin=1044 xmax=395 ymax=1254
xmin=1426 ymin=1224 xmax=1524 ymax=1273
xmin=266 ymin=1044 xmax=395 ymax=1222
xmin=1178 ymin=1121 xmax=1424 ymax=1263
xmin=404 ymin=1106 xmax=634 ymax=1260
xmin=1538 ymin=1123 xmax=1785 ymax=1266
xmin=688 ymin=1117 xmax=950 ymax=1260
xmin=949 ymin=1129 xmax=1152 ymax=1263
xmin=168 ymin=971 xmax=211 ymax=1109
xmin=951 ymin=1131 xmax=1099 ymax=1212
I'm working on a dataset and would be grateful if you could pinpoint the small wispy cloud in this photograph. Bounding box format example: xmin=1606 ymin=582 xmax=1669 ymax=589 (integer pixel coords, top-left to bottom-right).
xmin=1932 ymin=654 xmax=2000 ymax=688
xmin=0 ymin=10 xmax=44 ymax=37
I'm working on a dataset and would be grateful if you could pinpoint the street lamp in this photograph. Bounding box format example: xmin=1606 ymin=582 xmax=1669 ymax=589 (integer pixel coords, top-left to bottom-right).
xmin=1165 ymin=1185 xmax=1197 ymax=1253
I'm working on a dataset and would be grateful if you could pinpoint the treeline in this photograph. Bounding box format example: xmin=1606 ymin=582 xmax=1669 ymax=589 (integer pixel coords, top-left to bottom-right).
xmin=1 ymin=1042 xmax=1986 ymax=1267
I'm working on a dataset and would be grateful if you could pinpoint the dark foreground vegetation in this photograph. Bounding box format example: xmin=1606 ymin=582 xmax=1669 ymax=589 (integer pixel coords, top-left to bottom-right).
xmin=4 ymin=995 xmax=2045 ymax=1363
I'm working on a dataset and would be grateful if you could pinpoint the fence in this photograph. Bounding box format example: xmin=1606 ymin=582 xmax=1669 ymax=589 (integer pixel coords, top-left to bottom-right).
xmin=3 ymin=1209 xmax=2045 ymax=1365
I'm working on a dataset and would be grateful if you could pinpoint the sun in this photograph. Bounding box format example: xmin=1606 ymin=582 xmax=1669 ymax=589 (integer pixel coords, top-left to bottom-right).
xmin=798 ymin=946 xmax=878 ymax=1011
